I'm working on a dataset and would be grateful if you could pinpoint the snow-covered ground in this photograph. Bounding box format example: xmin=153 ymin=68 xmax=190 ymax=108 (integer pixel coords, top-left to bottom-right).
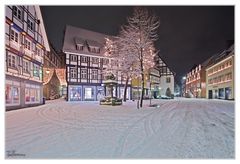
xmin=5 ymin=98 xmax=234 ymax=159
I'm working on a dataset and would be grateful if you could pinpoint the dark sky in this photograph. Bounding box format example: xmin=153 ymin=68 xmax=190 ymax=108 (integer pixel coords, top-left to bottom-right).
xmin=40 ymin=6 xmax=234 ymax=84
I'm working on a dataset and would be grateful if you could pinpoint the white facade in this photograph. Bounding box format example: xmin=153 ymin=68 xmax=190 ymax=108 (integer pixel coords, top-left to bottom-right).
xmin=159 ymin=75 xmax=175 ymax=96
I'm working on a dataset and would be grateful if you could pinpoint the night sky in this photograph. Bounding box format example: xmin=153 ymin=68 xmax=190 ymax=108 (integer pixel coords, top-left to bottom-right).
xmin=40 ymin=6 xmax=234 ymax=84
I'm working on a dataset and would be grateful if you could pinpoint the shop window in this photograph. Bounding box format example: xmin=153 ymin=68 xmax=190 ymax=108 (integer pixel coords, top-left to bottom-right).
xmin=5 ymin=83 xmax=20 ymax=106
xmin=84 ymin=87 xmax=95 ymax=100
xmin=69 ymin=86 xmax=81 ymax=101
xmin=25 ymin=85 xmax=40 ymax=104
xmin=25 ymin=88 xmax=30 ymax=102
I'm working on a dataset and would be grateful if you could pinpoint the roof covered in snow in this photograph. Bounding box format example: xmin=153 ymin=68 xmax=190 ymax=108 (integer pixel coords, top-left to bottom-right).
xmin=63 ymin=25 xmax=113 ymax=56
xmin=205 ymin=44 xmax=234 ymax=69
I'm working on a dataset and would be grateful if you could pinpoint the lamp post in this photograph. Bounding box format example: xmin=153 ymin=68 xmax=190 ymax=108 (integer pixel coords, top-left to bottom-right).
xmin=182 ymin=76 xmax=186 ymax=97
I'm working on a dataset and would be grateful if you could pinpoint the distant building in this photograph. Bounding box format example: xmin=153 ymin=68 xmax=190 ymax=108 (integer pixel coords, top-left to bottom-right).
xmin=43 ymin=44 xmax=66 ymax=100
xmin=5 ymin=5 xmax=50 ymax=110
xmin=131 ymin=68 xmax=161 ymax=100
xmin=131 ymin=55 xmax=174 ymax=99
xmin=62 ymin=25 xmax=131 ymax=101
xmin=155 ymin=56 xmax=175 ymax=97
xmin=186 ymin=57 xmax=213 ymax=98
xmin=206 ymin=45 xmax=234 ymax=100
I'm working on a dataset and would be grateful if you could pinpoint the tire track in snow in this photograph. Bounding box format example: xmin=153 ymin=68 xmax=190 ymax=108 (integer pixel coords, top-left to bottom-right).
xmin=115 ymin=100 xmax=179 ymax=158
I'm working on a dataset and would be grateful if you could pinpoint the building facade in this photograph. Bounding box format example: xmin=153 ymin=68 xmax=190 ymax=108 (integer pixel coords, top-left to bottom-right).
xmin=206 ymin=45 xmax=234 ymax=100
xmin=43 ymin=44 xmax=66 ymax=100
xmin=155 ymin=56 xmax=175 ymax=97
xmin=131 ymin=55 xmax=175 ymax=100
xmin=62 ymin=25 xmax=131 ymax=101
xmin=5 ymin=5 xmax=50 ymax=110
xmin=185 ymin=56 xmax=213 ymax=98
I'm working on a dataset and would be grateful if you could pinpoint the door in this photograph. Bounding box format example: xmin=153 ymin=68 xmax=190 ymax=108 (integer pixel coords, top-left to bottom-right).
xmin=208 ymin=90 xmax=213 ymax=99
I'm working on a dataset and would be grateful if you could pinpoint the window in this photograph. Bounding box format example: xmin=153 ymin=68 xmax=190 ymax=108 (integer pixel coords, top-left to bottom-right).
xmin=23 ymin=60 xmax=30 ymax=73
xmin=82 ymin=56 xmax=87 ymax=63
xmin=81 ymin=69 xmax=87 ymax=79
xmin=76 ymin=45 xmax=83 ymax=51
xmin=24 ymin=39 xmax=31 ymax=50
xmin=103 ymin=58 xmax=109 ymax=65
xmin=10 ymin=29 xmax=19 ymax=43
xmin=6 ymin=80 xmax=20 ymax=105
xmin=33 ymin=64 xmax=40 ymax=77
xmin=84 ymin=87 xmax=94 ymax=99
xmin=92 ymin=57 xmax=99 ymax=64
xmin=91 ymin=47 xmax=96 ymax=53
xmin=92 ymin=70 xmax=98 ymax=79
xmin=70 ymin=68 xmax=77 ymax=79
xmin=96 ymin=48 xmax=100 ymax=53
xmin=8 ymin=54 xmax=17 ymax=68
xmin=70 ymin=54 xmax=77 ymax=62
xmin=12 ymin=6 xmax=22 ymax=21
xmin=36 ymin=48 xmax=42 ymax=56
xmin=69 ymin=86 xmax=81 ymax=101
xmin=166 ymin=77 xmax=171 ymax=83
xmin=25 ymin=84 xmax=40 ymax=103
xmin=27 ymin=18 xmax=34 ymax=31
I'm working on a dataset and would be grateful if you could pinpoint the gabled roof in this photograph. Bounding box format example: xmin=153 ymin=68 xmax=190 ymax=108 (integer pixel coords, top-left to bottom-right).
xmin=63 ymin=25 xmax=113 ymax=56
xmin=35 ymin=6 xmax=50 ymax=51
xmin=86 ymin=39 xmax=102 ymax=47
xmin=74 ymin=37 xmax=85 ymax=45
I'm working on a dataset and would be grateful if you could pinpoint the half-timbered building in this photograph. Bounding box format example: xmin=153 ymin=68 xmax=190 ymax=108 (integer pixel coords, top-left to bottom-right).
xmin=5 ymin=5 xmax=50 ymax=110
xmin=62 ymin=25 xmax=131 ymax=101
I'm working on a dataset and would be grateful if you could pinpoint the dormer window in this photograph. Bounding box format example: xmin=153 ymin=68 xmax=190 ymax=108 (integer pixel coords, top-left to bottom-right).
xmin=76 ymin=44 xmax=83 ymax=51
xmin=97 ymin=48 xmax=100 ymax=53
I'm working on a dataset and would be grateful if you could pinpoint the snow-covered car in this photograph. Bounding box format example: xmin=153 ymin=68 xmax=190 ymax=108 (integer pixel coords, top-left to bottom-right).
xmin=160 ymin=95 xmax=171 ymax=99
xmin=100 ymin=97 xmax=122 ymax=106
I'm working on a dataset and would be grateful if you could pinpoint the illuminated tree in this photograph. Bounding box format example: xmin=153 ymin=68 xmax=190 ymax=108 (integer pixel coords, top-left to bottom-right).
xmin=104 ymin=7 xmax=160 ymax=106
xmin=119 ymin=7 xmax=160 ymax=107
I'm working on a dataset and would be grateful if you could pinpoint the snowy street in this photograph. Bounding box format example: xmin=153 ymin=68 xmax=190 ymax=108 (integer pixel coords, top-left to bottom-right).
xmin=5 ymin=98 xmax=234 ymax=159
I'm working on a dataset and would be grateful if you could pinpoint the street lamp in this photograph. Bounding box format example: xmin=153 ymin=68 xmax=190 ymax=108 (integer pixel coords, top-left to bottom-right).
xmin=182 ymin=76 xmax=186 ymax=97
xmin=46 ymin=69 xmax=50 ymax=74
